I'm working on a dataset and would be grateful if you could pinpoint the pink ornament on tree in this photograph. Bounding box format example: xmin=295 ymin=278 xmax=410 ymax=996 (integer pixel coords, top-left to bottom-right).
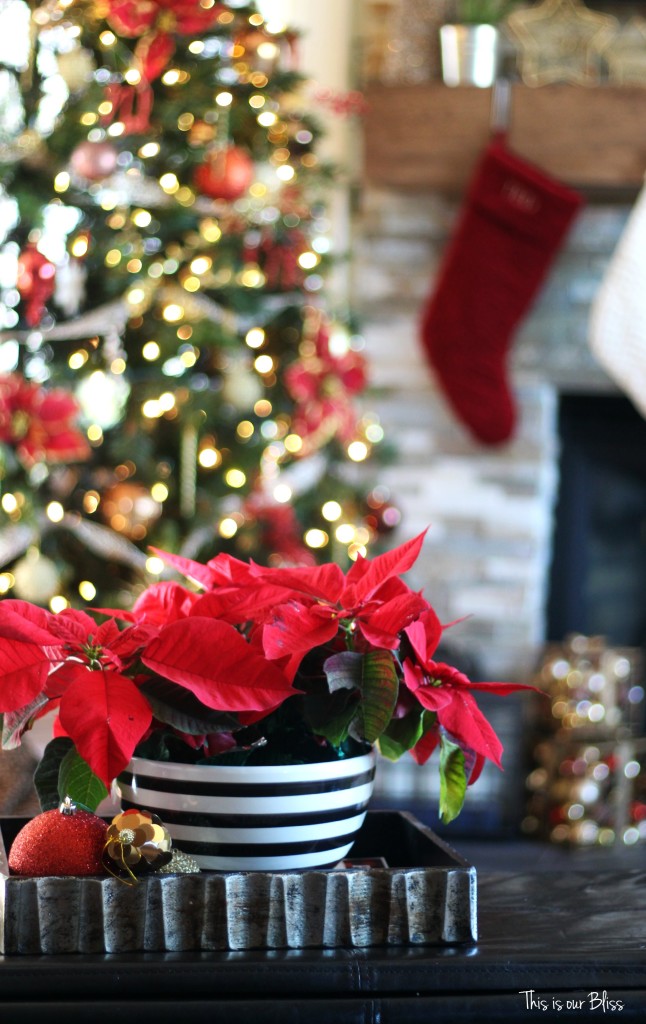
xmin=69 ymin=139 xmax=119 ymax=181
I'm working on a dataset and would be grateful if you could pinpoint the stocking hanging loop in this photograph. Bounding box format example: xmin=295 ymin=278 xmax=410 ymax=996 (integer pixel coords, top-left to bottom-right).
xmin=490 ymin=78 xmax=512 ymax=139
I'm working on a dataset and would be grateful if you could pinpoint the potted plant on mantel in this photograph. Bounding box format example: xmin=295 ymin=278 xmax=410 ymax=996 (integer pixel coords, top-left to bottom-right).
xmin=0 ymin=530 xmax=533 ymax=870
xmin=440 ymin=1 xmax=519 ymax=87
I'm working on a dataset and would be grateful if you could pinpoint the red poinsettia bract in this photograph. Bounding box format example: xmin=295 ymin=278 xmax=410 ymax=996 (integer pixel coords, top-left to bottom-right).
xmin=0 ymin=603 xmax=154 ymax=786
xmin=256 ymin=531 xmax=430 ymax=670
xmin=0 ymin=597 xmax=298 ymax=787
xmin=402 ymin=611 xmax=534 ymax=780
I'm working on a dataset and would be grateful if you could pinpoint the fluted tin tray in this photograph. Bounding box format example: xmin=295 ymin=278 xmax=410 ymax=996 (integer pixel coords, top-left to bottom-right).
xmin=0 ymin=810 xmax=477 ymax=954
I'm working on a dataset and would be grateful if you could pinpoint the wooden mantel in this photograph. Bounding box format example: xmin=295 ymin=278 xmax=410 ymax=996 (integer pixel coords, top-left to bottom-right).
xmin=362 ymin=83 xmax=646 ymax=195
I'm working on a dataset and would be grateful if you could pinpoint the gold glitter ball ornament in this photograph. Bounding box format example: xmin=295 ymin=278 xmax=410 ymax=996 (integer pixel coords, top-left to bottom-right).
xmin=103 ymin=809 xmax=172 ymax=881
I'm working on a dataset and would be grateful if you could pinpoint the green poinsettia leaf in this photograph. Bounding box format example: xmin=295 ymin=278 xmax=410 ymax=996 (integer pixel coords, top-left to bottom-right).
xmin=58 ymin=746 xmax=108 ymax=813
xmin=33 ymin=737 xmax=74 ymax=811
xmin=439 ymin=735 xmax=468 ymax=824
xmin=350 ymin=649 xmax=399 ymax=745
xmin=304 ymin=687 xmax=358 ymax=747
xmin=317 ymin=704 xmax=358 ymax=748
xmin=138 ymin=677 xmax=239 ymax=735
xmin=379 ymin=709 xmax=435 ymax=761
xmin=322 ymin=649 xmax=399 ymax=745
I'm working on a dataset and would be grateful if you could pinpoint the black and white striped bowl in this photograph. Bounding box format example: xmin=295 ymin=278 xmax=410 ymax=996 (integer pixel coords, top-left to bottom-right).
xmin=119 ymin=750 xmax=376 ymax=871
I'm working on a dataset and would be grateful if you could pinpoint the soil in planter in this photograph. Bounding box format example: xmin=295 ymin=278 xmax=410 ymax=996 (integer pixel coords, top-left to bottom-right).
xmin=136 ymin=692 xmax=370 ymax=768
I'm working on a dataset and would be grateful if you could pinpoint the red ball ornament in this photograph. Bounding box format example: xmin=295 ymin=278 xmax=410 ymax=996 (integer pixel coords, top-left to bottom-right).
xmin=70 ymin=139 xmax=119 ymax=181
xmin=193 ymin=145 xmax=254 ymax=201
xmin=8 ymin=798 xmax=108 ymax=877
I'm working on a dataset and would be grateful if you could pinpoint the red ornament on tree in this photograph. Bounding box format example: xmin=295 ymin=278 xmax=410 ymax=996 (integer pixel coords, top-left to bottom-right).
xmin=193 ymin=146 xmax=254 ymax=202
xmin=8 ymin=798 xmax=108 ymax=877
xmin=16 ymin=244 xmax=56 ymax=327
xmin=69 ymin=139 xmax=119 ymax=182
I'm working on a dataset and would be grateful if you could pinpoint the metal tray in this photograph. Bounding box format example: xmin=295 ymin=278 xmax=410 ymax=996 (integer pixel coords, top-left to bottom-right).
xmin=0 ymin=810 xmax=477 ymax=953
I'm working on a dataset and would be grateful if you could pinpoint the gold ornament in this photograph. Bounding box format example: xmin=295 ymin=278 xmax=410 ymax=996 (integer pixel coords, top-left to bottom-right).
xmin=221 ymin=358 xmax=264 ymax=410
xmin=507 ymin=0 xmax=618 ymax=87
xmin=188 ymin=120 xmax=216 ymax=146
xmin=103 ymin=809 xmax=172 ymax=883
xmin=12 ymin=548 xmax=61 ymax=603
xmin=56 ymin=47 xmax=96 ymax=93
xmin=101 ymin=481 xmax=162 ymax=541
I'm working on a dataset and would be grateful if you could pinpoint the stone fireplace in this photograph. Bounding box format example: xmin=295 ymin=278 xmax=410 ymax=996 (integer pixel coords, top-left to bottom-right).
xmin=353 ymin=189 xmax=636 ymax=828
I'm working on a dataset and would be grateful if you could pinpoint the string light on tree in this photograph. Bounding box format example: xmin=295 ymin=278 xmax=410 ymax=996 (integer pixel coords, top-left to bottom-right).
xmin=219 ymin=516 xmax=239 ymax=538
xmin=347 ymin=441 xmax=369 ymax=462
xmin=322 ymin=501 xmax=342 ymax=522
xmin=304 ymin=528 xmax=328 ymax=550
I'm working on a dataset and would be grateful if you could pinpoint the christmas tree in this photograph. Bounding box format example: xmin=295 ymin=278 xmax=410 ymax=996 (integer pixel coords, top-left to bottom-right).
xmin=0 ymin=0 xmax=393 ymax=610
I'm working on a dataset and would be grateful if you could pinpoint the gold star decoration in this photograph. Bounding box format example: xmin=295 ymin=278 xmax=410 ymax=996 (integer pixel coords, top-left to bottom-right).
xmin=600 ymin=17 xmax=646 ymax=85
xmin=506 ymin=0 xmax=618 ymax=87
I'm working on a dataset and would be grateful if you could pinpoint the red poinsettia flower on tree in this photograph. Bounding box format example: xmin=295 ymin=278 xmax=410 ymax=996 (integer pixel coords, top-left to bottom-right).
xmin=242 ymin=228 xmax=308 ymax=290
xmin=104 ymin=0 xmax=225 ymax=80
xmin=16 ymin=244 xmax=56 ymax=327
xmin=0 ymin=374 xmax=90 ymax=469
xmin=285 ymin=318 xmax=368 ymax=455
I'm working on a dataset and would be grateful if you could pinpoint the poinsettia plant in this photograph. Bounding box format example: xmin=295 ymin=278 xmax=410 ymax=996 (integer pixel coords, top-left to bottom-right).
xmin=0 ymin=530 xmax=532 ymax=822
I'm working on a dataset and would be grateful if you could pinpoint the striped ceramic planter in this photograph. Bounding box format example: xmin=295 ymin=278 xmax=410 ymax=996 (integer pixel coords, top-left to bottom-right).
xmin=118 ymin=749 xmax=376 ymax=871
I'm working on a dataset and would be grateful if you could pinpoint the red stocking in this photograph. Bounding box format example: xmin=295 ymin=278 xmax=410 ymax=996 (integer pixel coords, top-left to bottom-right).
xmin=420 ymin=135 xmax=583 ymax=444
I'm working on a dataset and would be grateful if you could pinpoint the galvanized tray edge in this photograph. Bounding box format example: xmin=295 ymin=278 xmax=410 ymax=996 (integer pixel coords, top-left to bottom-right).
xmin=0 ymin=811 xmax=477 ymax=954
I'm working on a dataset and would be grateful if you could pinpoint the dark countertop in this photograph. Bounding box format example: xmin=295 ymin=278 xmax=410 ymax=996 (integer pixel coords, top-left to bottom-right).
xmin=1 ymin=811 xmax=645 ymax=1023
xmin=1 ymin=869 xmax=645 ymax=1022
xmin=450 ymin=834 xmax=646 ymax=873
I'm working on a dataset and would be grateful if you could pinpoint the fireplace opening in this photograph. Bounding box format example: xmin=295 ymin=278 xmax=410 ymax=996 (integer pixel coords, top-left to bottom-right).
xmin=546 ymin=393 xmax=646 ymax=648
